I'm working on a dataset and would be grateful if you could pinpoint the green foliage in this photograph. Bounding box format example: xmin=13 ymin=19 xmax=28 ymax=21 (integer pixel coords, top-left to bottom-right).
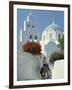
xmin=58 ymin=35 xmax=64 ymax=52
xmin=49 ymin=51 xmax=64 ymax=64
xmin=49 ymin=35 xmax=64 ymax=64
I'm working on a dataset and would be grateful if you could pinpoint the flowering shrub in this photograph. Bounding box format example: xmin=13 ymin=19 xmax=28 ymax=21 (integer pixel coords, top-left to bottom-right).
xmin=23 ymin=41 xmax=41 ymax=55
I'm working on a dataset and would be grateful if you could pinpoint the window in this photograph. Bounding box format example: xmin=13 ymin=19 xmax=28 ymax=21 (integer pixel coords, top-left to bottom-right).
xmin=59 ymin=34 xmax=61 ymax=40
xmin=50 ymin=33 xmax=52 ymax=40
xmin=43 ymin=35 xmax=45 ymax=41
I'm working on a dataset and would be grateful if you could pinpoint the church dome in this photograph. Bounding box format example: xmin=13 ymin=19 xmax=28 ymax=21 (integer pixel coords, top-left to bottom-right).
xmin=44 ymin=20 xmax=63 ymax=32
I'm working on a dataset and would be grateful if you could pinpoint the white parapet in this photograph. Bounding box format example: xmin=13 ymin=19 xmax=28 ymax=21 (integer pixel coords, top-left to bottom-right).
xmin=52 ymin=60 xmax=64 ymax=79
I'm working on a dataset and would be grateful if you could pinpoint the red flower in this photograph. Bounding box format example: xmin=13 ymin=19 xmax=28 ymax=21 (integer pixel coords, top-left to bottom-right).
xmin=23 ymin=41 xmax=41 ymax=55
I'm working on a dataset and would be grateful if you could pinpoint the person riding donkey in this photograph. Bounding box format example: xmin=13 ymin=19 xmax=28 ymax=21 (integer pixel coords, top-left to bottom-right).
xmin=40 ymin=56 xmax=52 ymax=79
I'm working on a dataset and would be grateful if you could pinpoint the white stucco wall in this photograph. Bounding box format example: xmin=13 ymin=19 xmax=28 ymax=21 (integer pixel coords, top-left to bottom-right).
xmin=17 ymin=51 xmax=43 ymax=81
xmin=52 ymin=60 xmax=64 ymax=79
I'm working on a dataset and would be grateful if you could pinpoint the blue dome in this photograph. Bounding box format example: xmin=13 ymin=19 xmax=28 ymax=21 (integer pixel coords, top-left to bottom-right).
xmin=44 ymin=22 xmax=63 ymax=32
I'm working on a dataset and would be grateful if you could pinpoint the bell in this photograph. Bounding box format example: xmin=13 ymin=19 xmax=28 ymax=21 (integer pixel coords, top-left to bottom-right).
xmin=35 ymin=35 xmax=38 ymax=40
xmin=29 ymin=34 xmax=33 ymax=39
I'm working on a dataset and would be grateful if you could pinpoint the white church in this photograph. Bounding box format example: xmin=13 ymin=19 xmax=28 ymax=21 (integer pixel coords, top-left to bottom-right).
xmin=40 ymin=20 xmax=64 ymax=57
xmin=41 ymin=20 xmax=63 ymax=45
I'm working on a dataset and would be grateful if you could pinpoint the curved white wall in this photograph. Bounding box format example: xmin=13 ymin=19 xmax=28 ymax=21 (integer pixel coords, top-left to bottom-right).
xmin=17 ymin=51 xmax=43 ymax=80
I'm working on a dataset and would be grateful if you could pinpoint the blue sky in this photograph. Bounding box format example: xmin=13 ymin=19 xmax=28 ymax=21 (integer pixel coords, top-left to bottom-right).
xmin=17 ymin=9 xmax=64 ymax=49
